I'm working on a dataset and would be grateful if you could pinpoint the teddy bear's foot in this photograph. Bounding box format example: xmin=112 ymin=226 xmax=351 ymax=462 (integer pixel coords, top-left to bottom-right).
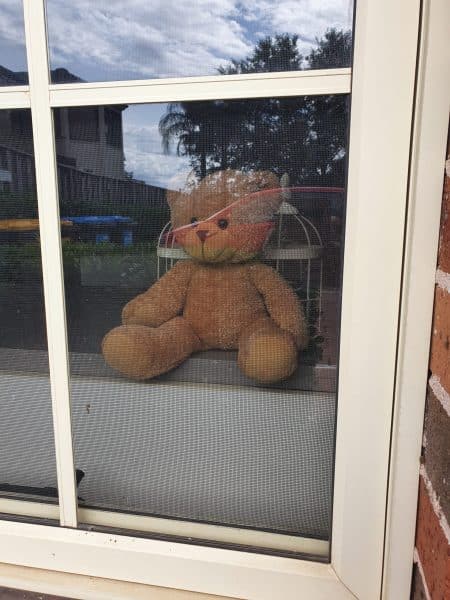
xmin=102 ymin=317 xmax=201 ymax=380
xmin=238 ymin=317 xmax=298 ymax=384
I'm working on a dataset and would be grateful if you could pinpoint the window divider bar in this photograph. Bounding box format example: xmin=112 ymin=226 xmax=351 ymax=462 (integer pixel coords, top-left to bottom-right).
xmin=23 ymin=0 xmax=78 ymax=528
xmin=48 ymin=70 xmax=351 ymax=107
xmin=0 ymin=88 xmax=30 ymax=109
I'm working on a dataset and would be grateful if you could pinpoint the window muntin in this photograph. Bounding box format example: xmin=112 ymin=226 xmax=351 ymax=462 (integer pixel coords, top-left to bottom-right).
xmin=45 ymin=0 xmax=354 ymax=83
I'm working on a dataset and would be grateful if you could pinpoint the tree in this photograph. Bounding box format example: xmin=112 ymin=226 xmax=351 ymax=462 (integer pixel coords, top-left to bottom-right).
xmin=218 ymin=34 xmax=303 ymax=74
xmin=159 ymin=29 xmax=352 ymax=186
xmin=307 ymin=29 xmax=352 ymax=69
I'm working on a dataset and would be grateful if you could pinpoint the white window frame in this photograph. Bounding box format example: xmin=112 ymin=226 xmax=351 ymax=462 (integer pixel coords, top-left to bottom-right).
xmin=0 ymin=0 xmax=448 ymax=598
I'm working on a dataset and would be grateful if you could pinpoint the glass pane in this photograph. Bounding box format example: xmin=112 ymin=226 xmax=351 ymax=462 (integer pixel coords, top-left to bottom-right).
xmin=0 ymin=1 xmax=28 ymax=86
xmin=46 ymin=0 xmax=354 ymax=83
xmin=56 ymin=94 xmax=349 ymax=556
xmin=0 ymin=109 xmax=58 ymax=512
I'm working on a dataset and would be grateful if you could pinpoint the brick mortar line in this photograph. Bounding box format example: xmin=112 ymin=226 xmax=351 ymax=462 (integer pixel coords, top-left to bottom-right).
xmin=413 ymin=548 xmax=432 ymax=600
xmin=429 ymin=374 xmax=450 ymax=418
xmin=419 ymin=464 xmax=450 ymax=544
xmin=436 ymin=269 xmax=450 ymax=293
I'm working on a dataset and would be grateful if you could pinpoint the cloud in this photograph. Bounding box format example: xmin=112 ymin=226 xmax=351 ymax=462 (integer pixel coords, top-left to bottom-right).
xmin=45 ymin=0 xmax=252 ymax=80
xmin=0 ymin=2 xmax=28 ymax=72
xmin=0 ymin=2 xmax=25 ymax=46
xmin=123 ymin=121 xmax=192 ymax=189
xmin=267 ymin=0 xmax=352 ymax=54
xmin=44 ymin=0 xmax=352 ymax=81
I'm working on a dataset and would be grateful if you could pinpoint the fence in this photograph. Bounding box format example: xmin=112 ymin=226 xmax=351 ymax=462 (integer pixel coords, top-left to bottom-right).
xmin=0 ymin=144 xmax=166 ymax=209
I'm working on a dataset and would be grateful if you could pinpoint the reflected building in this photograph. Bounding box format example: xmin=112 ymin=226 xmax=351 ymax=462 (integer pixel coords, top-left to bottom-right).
xmin=0 ymin=65 xmax=165 ymax=207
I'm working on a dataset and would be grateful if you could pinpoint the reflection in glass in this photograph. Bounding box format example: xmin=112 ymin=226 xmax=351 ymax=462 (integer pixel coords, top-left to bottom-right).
xmin=0 ymin=1 xmax=28 ymax=86
xmin=46 ymin=0 xmax=353 ymax=83
xmin=51 ymin=94 xmax=349 ymax=552
xmin=0 ymin=109 xmax=58 ymax=509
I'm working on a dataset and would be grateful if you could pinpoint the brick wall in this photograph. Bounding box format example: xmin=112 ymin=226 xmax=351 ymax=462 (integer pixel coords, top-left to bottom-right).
xmin=411 ymin=127 xmax=450 ymax=599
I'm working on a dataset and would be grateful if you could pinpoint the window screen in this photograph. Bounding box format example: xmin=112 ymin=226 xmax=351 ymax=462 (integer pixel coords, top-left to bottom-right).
xmin=0 ymin=1 xmax=28 ymax=87
xmin=52 ymin=91 xmax=349 ymax=554
xmin=45 ymin=0 xmax=354 ymax=82
xmin=0 ymin=109 xmax=58 ymax=509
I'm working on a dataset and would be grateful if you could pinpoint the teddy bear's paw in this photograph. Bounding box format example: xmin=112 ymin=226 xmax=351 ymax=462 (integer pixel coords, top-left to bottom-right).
xmin=238 ymin=329 xmax=297 ymax=384
xmin=102 ymin=318 xmax=201 ymax=381
xmin=102 ymin=325 xmax=159 ymax=380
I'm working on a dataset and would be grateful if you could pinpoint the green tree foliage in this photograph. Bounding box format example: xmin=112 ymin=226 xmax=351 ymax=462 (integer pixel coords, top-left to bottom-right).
xmin=217 ymin=34 xmax=303 ymax=74
xmin=307 ymin=29 xmax=352 ymax=69
xmin=159 ymin=29 xmax=351 ymax=187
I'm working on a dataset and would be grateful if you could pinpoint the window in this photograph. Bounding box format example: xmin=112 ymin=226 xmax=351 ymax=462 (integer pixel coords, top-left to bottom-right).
xmin=0 ymin=0 xmax=28 ymax=87
xmin=0 ymin=109 xmax=58 ymax=516
xmin=46 ymin=0 xmax=353 ymax=82
xmin=0 ymin=1 xmax=442 ymax=599
xmin=68 ymin=107 xmax=99 ymax=142
xmin=50 ymin=95 xmax=350 ymax=553
xmin=104 ymin=106 xmax=124 ymax=148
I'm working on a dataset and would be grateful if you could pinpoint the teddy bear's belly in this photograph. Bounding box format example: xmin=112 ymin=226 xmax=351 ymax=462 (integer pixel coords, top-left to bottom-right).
xmin=182 ymin=265 xmax=267 ymax=349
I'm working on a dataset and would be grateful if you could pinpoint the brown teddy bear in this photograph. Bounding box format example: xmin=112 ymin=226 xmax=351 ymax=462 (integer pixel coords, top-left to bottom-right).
xmin=102 ymin=170 xmax=308 ymax=383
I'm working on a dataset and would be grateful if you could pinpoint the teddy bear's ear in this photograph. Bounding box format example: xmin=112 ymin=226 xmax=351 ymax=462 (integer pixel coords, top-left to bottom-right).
xmin=166 ymin=190 xmax=183 ymax=210
xmin=230 ymin=188 xmax=283 ymax=224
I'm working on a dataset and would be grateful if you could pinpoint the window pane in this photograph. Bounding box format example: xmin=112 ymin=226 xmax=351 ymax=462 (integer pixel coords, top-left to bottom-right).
xmin=46 ymin=0 xmax=354 ymax=83
xmin=0 ymin=109 xmax=58 ymax=513
xmin=55 ymin=94 xmax=349 ymax=555
xmin=0 ymin=1 xmax=28 ymax=86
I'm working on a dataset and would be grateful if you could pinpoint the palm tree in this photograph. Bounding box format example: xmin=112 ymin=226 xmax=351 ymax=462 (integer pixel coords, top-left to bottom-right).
xmin=159 ymin=103 xmax=208 ymax=178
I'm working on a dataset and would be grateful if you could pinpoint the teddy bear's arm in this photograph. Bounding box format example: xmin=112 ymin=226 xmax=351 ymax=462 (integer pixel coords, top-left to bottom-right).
xmin=122 ymin=260 xmax=198 ymax=327
xmin=248 ymin=263 xmax=308 ymax=350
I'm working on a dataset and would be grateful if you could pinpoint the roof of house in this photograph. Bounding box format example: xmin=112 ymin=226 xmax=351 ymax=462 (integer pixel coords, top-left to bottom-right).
xmin=0 ymin=65 xmax=83 ymax=85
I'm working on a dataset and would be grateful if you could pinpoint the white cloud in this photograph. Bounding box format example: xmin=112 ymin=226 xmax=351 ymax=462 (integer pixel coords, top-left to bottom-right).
xmin=123 ymin=122 xmax=192 ymax=189
xmin=0 ymin=2 xmax=25 ymax=47
xmin=0 ymin=2 xmax=28 ymax=71
xmin=264 ymin=0 xmax=352 ymax=54
xmin=236 ymin=0 xmax=352 ymax=53
xmin=44 ymin=0 xmax=353 ymax=81
xmin=46 ymin=0 xmax=253 ymax=79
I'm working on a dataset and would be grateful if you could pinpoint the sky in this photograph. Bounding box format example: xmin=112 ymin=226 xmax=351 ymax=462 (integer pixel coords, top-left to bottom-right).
xmin=0 ymin=0 xmax=353 ymax=188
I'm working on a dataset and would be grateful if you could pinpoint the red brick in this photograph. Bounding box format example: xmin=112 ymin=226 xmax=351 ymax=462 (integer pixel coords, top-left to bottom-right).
xmin=423 ymin=388 xmax=450 ymax=522
xmin=430 ymin=287 xmax=450 ymax=392
xmin=415 ymin=477 xmax=450 ymax=599
xmin=437 ymin=132 xmax=450 ymax=272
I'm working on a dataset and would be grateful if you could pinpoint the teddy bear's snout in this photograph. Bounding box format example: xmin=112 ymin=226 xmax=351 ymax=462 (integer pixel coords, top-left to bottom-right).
xmin=196 ymin=229 xmax=210 ymax=242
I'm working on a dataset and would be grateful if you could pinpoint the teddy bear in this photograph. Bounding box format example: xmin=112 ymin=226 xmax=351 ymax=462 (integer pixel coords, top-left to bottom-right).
xmin=102 ymin=169 xmax=308 ymax=384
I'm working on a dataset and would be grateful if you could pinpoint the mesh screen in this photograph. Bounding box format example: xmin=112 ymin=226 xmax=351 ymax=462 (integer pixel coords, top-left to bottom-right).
xmin=0 ymin=2 xmax=28 ymax=87
xmin=45 ymin=1 xmax=354 ymax=83
xmin=71 ymin=381 xmax=334 ymax=538
xmin=52 ymin=96 xmax=349 ymax=551
xmin=0 ymin=109 xmax=57 ymax=506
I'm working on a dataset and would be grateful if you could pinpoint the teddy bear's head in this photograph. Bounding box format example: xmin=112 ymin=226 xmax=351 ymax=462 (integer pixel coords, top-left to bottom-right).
xmin=167 ymin=170 xmax=282 ymax=263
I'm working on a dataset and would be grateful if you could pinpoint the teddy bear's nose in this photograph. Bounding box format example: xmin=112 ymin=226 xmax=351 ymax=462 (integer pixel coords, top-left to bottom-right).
xmin=196 ymin=229 xmax=209 ymax=242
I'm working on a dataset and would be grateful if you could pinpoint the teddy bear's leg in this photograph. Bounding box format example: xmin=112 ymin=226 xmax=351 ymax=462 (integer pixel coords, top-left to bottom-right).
xmin=102 ymin=316 xmax=201 ymax=380
xmin=238 ymin=317 xmax=298 ymax=384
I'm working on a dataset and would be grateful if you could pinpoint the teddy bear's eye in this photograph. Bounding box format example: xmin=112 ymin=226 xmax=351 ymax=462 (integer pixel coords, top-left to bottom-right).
xmin=218 ymin=218 xmax=228 ymax=230
xmin=190 ymin=217 xmax=199 ymax=225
